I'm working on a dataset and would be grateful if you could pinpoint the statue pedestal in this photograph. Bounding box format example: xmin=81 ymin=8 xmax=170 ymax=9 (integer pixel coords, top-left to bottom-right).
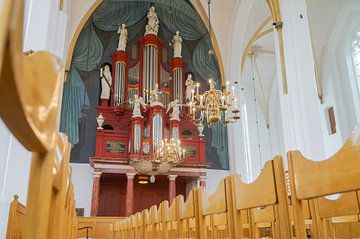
xmin=101 ymin=99 xmax=108 ymax=106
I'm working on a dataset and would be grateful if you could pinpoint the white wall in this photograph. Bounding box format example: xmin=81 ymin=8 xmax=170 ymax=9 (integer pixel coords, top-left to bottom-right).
xmin=226 ymin=0 xmax=360 ymax=187
xmin=307 ymin=0 xmax=360 ymax=157
xmin=0 ymin=121 xmax=31 ymax=237
xmin=70 ymin=163 xmax=93 ymax=217
xmin=205 ymin=169 xmax=230 ymax=194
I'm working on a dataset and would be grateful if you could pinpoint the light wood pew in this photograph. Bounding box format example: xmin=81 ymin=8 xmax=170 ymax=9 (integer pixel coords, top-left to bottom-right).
xmin=143 ymin=208 xmax=151 ymax=239
xmin=196 ymin=178 xmax=234 ymax=238
xmin=229 ymin=156 xmax=292 ymax=239
xmin=316 ymin=192 xmax=360 ymax=238
xmin=143 ymin=205 xmax=162 ymax=239
xmin=77 ymin=217 xmax=121 ymax=239
xmin=133 ymin=211 xmax=144 ymax=239
xmin=118 ymin=217 xmax=131 ymax=239
xmin=287 ymin=126 xmax=360 ymax=239
xmin=5 ymin=135 xmax=77 ymax=239
xmin=161 ymin=200 xmax=177 ymax=239
xmin=176 ymin=191 xmax=196 ymax=238
xmin=0 ymin=0 xmax=78 ymax=238
xmin=48 ymin=133 xmax=72 ymax=239
xmin=6 ymin=195 xmax=26 ymax=239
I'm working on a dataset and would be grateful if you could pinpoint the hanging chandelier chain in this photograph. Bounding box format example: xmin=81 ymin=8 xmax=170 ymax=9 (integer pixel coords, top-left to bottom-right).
xmin=208 ymin=0 xmax=212 ymax=36
xmin=250 ymin=55 xmax=263 ymax=167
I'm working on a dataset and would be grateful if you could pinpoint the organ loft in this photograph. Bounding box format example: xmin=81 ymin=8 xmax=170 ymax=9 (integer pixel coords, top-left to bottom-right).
xmin=91 ymin=6 xmax=207 ymax=217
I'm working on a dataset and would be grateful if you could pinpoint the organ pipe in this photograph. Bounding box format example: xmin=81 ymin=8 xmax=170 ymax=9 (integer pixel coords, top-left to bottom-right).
xmin=114 ymin=61 xmax=126 ymax=105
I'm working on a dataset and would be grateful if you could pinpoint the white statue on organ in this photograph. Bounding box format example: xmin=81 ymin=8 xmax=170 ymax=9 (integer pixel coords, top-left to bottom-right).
xmin=149 ymin=83 xmax=162 ymax=104
xmin=185 ymin=73 xmax=196 ymax=102
xmin=172 ymin=31 xmax=182 ymax=58
xmin=117 ymin=23 xmax=128 ymax=51
xmin=145 ymin=6 xmax=159 ymax=36
xmin=167 ymin=99 xmax=181 ymax=120
xmin=100 ymin=65 xmax=112 ymax=101
xmin=129 ymin=95 xmax=147 ymax=118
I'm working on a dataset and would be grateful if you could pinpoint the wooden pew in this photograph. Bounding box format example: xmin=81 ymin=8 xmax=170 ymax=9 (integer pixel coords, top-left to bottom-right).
xmin=0 ymin=0 xmax=78 ymax=238
xmin=317 ymin=192 xmax=360 ymax=238
xmin=287 ymin=126 xmax=360 ymax=239
xmin=143 ymin=205 xmax=162 ymax=239
xmin=5 ymin=135 xmax=77 ymax=239
xmin=77 ymin=217 xmax=121 ymax=238
xmin=176 ymin=191 xmax=196 ymax=238
xmin=161 ymin=200 xmax=177 ymax=239
xmin=195 ymin=178 xmax=234 ymax=238
xmin=6 ymin=195 xmax=26 ymax=239
xmin=229 ymin=156 xmax=292 ymax=239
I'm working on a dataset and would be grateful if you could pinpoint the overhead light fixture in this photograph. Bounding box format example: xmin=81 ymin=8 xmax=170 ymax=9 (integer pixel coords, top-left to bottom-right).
xmin=138 ymin=176 xmax=149 ymax=184
xmin=188 ymin=0 xmax=240 ymax=127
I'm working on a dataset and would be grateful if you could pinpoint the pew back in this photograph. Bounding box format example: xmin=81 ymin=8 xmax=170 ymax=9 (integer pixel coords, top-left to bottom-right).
xmin=6 ymin=196 xmax=26 ymax=239
xmin=288 ymin=127 xmax=360 ymax=238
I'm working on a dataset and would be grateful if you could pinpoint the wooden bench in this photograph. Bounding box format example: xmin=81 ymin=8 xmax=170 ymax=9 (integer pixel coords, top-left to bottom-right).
xmin=288 ymin=126 xmax=360 ymax=239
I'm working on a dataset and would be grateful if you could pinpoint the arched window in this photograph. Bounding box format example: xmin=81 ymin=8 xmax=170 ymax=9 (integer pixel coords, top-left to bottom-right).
xmin=352 ymin=29 xmax=360 ymax=96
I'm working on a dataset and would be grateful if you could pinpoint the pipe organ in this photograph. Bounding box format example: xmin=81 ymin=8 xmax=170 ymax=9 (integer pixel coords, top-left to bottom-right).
xmin=140 ymin=36 xmax=162 ymax=104
xmin=111 ymin=51 xmax=129 ymax=106
xmin=171 ymin=58 xmax=186 ymax=105
xmin=91 ymin=18 xmax=207 ymax=217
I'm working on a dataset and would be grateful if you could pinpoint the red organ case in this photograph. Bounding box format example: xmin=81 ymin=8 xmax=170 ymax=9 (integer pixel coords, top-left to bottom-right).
xmin=90 ymin=32 xmax=207 ymax=217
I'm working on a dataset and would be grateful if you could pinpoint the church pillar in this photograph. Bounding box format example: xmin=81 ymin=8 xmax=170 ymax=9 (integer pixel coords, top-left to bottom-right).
xmin=125 ymin=172 xmax=135 ymax=216
xmin=199 ymin=175 xmax=207 ymax=188
xmin=273 ymin=0 xmax=326 ymax=161
xmin=168 ymin=175 xmax=177 ymax=204
xmin=90 ymin=172 xmax=102 ymax=216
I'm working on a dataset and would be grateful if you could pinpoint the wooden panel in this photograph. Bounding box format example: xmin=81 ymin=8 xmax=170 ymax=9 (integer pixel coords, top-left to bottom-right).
xmin=99 ymin=183 xmax=125 ymax=216
xmin=233 ymin=160 xmax=277 ymax=210
xmin=178 ymin=191 xmax=194 ymax=219
xmin=334 ymin=223 xmax=351 ymax=239
xmin=161 ymin=200 xmax=176 ymax=222
xmin=77 ymin=217 xmax=121 ymax=239
xmin=200 ymin=179 xmax=227 ymax=215
xmin=317 ymin=192 xmax=359 ymax=218
xmin=252 ymin=206 xmax=275 ymax=223
xmin=328 ymin=106 xmax=337 ymax=134
xmin=350 ymin=221 xmax=360 ymax=238
xmin=288 ymin=127 xmax=360 ymax=200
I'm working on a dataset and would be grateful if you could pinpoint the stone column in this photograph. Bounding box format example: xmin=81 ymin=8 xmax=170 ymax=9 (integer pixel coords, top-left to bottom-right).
xmin=199 ymin=175 xmax=207 ymax=188
xmin=125 ymin=172 xmax=135 ymax=216
xmin=90 ymin=172 xmax=102 ymax=216
xmin=168 ymin=175 xmax=177 ymax=204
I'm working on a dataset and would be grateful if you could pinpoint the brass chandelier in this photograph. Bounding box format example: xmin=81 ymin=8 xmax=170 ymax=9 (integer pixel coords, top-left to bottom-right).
xmin=130 ymin=138 xmax=185 ymax=176
xmin=188 ymin=0 xmax=240 ymax=127
xmin=189 ymin=79 xmax=240 ymax=126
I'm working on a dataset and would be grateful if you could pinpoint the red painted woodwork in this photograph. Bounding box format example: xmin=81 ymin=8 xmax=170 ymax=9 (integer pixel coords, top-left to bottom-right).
xmin=200 ymin=176 xmax=206 ymax=188
xmin=97 ymin=174 xmax=188 ymax=217
xmin=133 ymin=175 xmax=186 ymax=214
xmin=91 ymin=31 xmax=208 ymax=216
xmin=91 ymin=173 xmax=101 ymax=216
xmin=168 ymin=176 xmax=177 ymax=204
xmin=98 ymin=174 xmax=127 ymax=216
xmin=125 ymin=173 xmax=135 ymax=216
